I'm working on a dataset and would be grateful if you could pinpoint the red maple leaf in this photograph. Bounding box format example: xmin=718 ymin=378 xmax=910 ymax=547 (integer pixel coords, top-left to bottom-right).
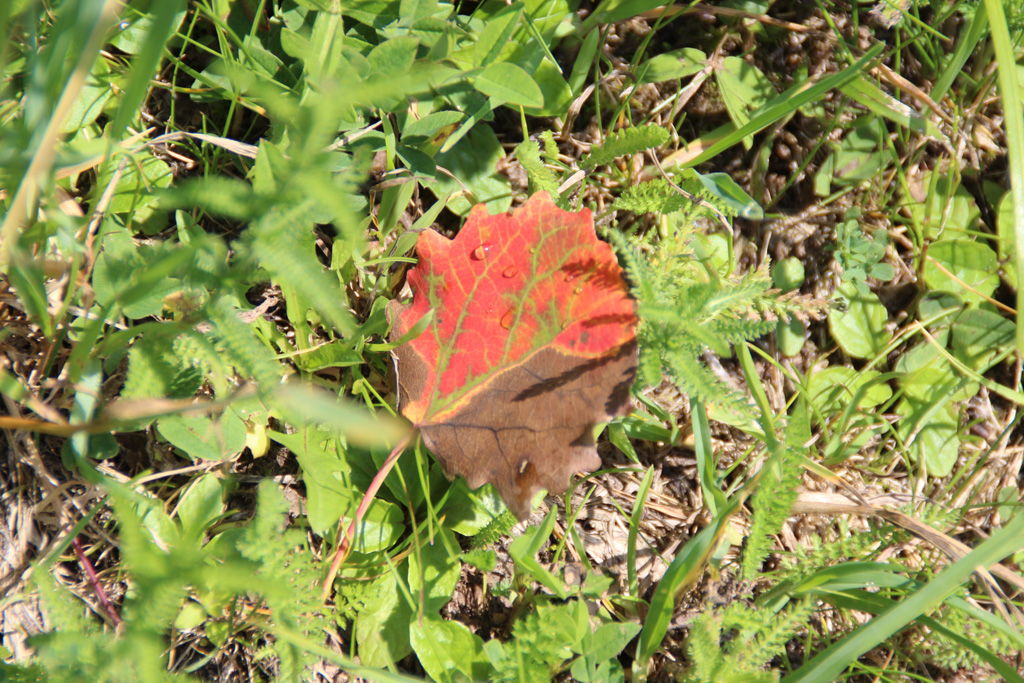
xmin=387 ymin=192 xmax=638 ymax=518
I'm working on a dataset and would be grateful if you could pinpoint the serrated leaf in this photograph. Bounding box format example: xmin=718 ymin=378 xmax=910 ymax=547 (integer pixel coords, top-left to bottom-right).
xmin=581 ymin=126 xmax=669 ymax=169
xmin=388 ymin=193 xmax=638 ymax=517
xmin=514 ymin=139 xmax=562 ymax=204
xmin=122 ymin=332 xmax=203 ymax=401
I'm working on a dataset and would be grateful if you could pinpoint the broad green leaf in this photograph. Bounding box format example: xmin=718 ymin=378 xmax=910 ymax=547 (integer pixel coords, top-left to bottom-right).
xmin=996 ymin=189 xmax=1017 ymax=287
xmin=354 ymin=572 xmax=414 ymax=668
xmin=897 ymin=369 xmax=967 ymax=477
xmin=474 ymin=3 xmax=522 ymax=66
xmin=176 ymin=474 xmax=226 ymax=541
xmin=905 ymin=172 xmax=981 ymax=239
xmin=366 ymin=35 xmax=420 ymax=75
xmin=410 ymin=616 xmax=492 ymax=683
xmin=402 ymin=110 xmax=465 ymax=143
xmin=509 ymin=511 xmax=570 ymax=598
xmin=951 ymin=307 xmax=1015 ymax=370
xmin=439 ymin=479 xmax=507 ymax=536
xmin=156 ymin=411 xmax=247 ymax=462
xmin=900 ymin=360 xmax=976 ymax=405
xmin=924 ymin=239 xmax=999 ymax=304
xmin=431 ymin=123 xmax=512 ymax=215
xmin=814 ymin=118 xmax=885 ymax=195
xmin=828 ymin=281 xmax=889 ymax=359
xmin=270 ymin=427 xmax=354 ymax=536
xmin=241 ymin=34 xmax=282 ymax=79
xmin=94 ymin=152 xmax=173 ymax=232
xmin=407 ymin=526 xmax=460 ymax=614
xmin=715 ymin=57 xmax=776 ymax=149
xmin=692 ymin=170 xmax=764 ymax=220
xmin=526 ymin=57 xmax=573 ymax=116
xmin=772 ymin=257 xmax=805 ymax=292
xmin=110 ymin=6 xmax=186 ymax=55
xmin=175 ymin=601 xmax=207 ymax=631
xmin=588 ymin=621 xmax=642 ymax=663
xmin=806 ymin=366 xmax=891 ymax=416
xmin=345 ymin=499 xmax=403 ymax=553
xmin=60 ymin=56 xmax=112 ymax=133
xmin=906 ymin=403 xmax=960 ymax=476
xmin=475 ymin=61 xmax=544 ymax=108
xmin=568 ymin=28 xmax=600 ymax=94
xmin=638 ymin=48 xmax=706 ymax=83
xmin=777 ymin=317 xmax=806 ymax=357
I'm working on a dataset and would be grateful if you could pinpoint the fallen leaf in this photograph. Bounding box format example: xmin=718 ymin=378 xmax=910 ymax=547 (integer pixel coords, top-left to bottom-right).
xmin=387 ymin=193 xmax=638 ymax=518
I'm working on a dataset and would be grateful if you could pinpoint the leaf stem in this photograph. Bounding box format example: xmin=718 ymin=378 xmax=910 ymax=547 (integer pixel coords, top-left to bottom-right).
xmin=320 ymin=429 xmax=416 ymax=602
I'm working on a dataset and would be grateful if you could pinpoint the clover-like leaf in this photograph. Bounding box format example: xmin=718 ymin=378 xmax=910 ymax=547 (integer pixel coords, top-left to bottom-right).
xmin=387 ymin=193 xmax=638 ymax=518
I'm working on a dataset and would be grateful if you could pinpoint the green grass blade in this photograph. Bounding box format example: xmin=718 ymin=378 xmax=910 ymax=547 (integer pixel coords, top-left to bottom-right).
xmin=781 ymin=512 xmax=1024 ymax=682
xmin=581 ymin=0 xmax=668 ymax=35
xmin=691 ymin=399 xmax=726 ymax=516
xmin=109 ymin=1 xmax=186 ymax=137
xmin=627 ymin=465 xmax=655 ymax=598
xmin=633 ymin=494 xmax=744 ymax=676
xmin=932 ymin=3 xmax=988 ymax=101
xmin=0 ymin=0 xmax=121 ymax=266
xmin=668 ymin=43 xmax=884 ymax=170
xmin=982 ymin=0 xmax=1024 ymax=390
xmin=839 ymin=75 xmax=947 ymax=142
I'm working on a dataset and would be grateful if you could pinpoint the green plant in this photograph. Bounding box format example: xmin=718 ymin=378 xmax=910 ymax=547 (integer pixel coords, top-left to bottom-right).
xmin=831 ymin=207 xmax=895 ymax=293
xmin=3 ymin=1 xmax=1024 ymax=682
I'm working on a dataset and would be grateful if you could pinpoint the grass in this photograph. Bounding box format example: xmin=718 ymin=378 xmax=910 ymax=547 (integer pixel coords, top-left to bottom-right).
xmin=1 ymin=0 xmax=1023 ymax=681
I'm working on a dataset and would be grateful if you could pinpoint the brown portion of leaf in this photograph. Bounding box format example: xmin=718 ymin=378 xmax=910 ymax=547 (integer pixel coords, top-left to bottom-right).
xmin=395 ymin=339 xmax=637 ymax=518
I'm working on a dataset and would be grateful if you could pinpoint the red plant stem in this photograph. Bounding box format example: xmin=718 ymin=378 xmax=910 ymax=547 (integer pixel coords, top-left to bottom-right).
xmin=320 ymin=430 xmax=415 ymax=602
xmin=72 ymin=535 xmax=121 ymax=628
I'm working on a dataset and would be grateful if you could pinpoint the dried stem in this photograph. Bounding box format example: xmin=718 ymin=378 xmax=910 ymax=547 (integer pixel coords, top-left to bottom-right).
xmin=72 ymin=536 xmax=121 ymax=628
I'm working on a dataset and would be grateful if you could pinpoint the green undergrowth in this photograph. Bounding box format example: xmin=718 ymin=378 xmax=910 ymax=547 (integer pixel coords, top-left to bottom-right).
xmin=1 ymin=0 xmax=1023 ymax=682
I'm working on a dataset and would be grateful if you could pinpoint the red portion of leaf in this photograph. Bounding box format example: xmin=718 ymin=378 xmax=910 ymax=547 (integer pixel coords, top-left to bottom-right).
xmin=387 ymin=192 xmax=638 ymax=517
